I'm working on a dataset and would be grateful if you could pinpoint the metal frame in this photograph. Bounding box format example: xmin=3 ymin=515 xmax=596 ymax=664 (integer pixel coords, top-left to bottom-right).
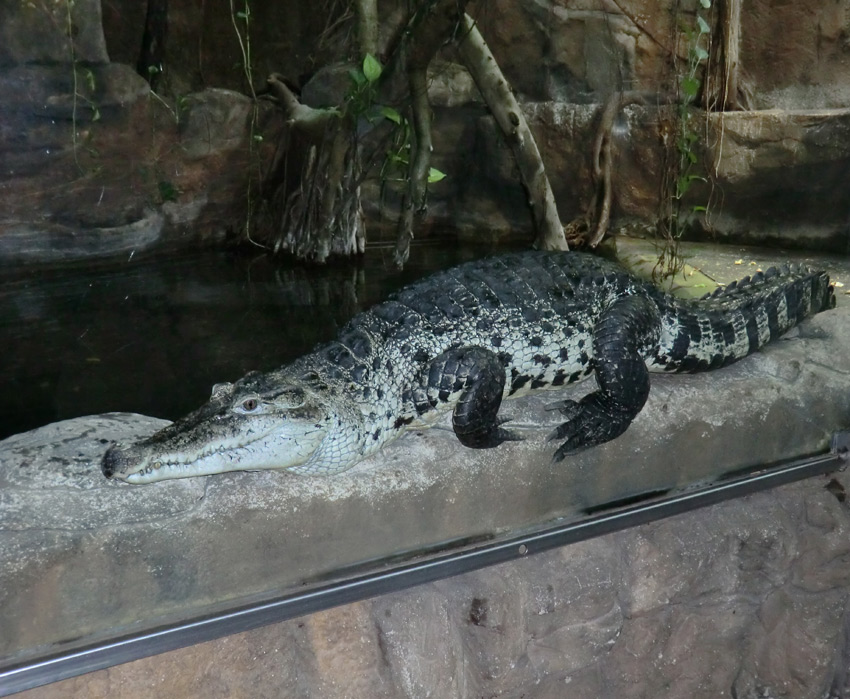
xmin=2 ymin=440 xmax=846 ymax=696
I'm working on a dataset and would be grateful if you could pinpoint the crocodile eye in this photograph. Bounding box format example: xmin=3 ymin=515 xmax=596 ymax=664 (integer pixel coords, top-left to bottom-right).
xmin=241 ymin=397 xmax=259 ymax=412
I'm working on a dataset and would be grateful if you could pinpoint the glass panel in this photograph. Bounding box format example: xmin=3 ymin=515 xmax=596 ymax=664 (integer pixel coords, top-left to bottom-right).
xmin=2 ymin=242 xmax=849 ymax=675
xmin=3 ymin=0 xmax=850 ymax=689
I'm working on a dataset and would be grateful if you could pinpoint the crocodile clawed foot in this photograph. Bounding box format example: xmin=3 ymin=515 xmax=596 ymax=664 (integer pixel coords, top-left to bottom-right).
xmin=497 ymin=424 xmax=524 ymax=444
xmin=461 ymin=429 xmax=523 ymax=449
xmin=491 ymin=428 xmax=524 ymax=448
xmin=545 ymin=399 xmax=583 ymax=420
xmin=472 ymin=421 xmax=524 ymax=448
xmin=547 ymin=395 xmax=632 ymax=462
xmin=548 ymin=410 xmax=598 ymax=462
xmin=496 ymin=416 xmax=525 ymax=444
xmin=456 ymin=416 xmax=523 ymax=449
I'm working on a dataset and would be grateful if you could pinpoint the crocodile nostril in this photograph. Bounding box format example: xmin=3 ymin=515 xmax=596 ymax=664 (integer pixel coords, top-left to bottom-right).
xmin=101 ymin=445 xmax=124 ymax=479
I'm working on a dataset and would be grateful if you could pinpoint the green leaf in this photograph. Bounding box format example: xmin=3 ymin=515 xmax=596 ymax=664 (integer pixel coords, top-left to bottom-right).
xmin=682 ymin=76 xmax=700 ymax=98
xmin=692 ymin=205 xmax=708 ymax=212
xmin=236 ymin=10 xmax=249 ymax=20
xmin=694 ymin=46 xmax=709 ymax=61
xmin=380 ymin=106 xmax=402 ymax=124
xmin=697 ymin=15 xmax=711 ymax=35
xmin=348 ymin=69 xmax=367 ymax=86
xmin=699 ymin=0 xmax=711 ymax=8
xmin=677 ymin=137 xmax=697 ymax=156
xmin=362 ymin=54 xmax=382 ymax=83
xmin=428 ymin=167 xmax=447 ymax=183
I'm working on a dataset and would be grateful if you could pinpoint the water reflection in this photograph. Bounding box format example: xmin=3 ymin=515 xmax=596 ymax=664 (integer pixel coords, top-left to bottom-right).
xmin=0 ymin=242 xmax=496 ymax=439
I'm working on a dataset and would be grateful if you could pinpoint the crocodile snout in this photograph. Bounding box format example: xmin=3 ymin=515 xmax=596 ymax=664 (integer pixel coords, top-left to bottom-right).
xmin=102 ymin=444 xmax=137 ymax=479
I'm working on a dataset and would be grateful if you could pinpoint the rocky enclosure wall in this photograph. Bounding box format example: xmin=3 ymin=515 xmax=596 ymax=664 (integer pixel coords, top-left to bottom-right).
xmin=14 ymin=471 xmax=850 ymax=699
xmin=2 ymin=0 xmax=850 ymax=263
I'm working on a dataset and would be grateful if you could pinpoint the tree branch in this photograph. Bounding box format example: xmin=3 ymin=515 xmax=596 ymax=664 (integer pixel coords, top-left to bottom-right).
xmin=394 ymin=67 xmax=432 ymax=266
xmin=266 ymin=73 xmax=336 ymax=138
xmin=392 ymin=0 xmax=469 ymax=266
xmin=455 ymin=14 xmax=567 ymax=251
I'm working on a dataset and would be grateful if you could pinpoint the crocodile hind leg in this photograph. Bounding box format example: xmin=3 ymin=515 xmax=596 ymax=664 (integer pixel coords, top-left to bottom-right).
xmin=417 ymin=346 xmax=520 ymax=448
xmin=549 ymin=293 xmax=661 ymax=461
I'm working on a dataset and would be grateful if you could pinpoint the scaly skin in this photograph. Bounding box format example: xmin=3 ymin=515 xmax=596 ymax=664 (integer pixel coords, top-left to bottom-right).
xmin=102 ymin=251 xmax=835 ymax=483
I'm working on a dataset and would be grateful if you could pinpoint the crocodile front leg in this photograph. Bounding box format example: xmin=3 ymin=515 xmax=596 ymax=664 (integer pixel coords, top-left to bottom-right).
xmin=550 ymin=293 xmax=661 ymax=461
xmin=415 ymin=346 xmax=520 ymax=448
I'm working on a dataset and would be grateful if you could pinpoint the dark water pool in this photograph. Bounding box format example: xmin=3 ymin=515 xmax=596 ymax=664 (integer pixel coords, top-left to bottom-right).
xmin=0 ymin=242 xmax=505 ymax=440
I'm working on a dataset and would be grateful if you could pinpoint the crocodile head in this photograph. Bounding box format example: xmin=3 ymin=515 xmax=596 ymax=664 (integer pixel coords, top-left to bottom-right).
xmin=102 ymin=370 xmax=354 ymax=483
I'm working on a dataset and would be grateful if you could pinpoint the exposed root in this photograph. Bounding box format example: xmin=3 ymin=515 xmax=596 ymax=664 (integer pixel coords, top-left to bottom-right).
xmin=702 ymin=0 xmax=745 ymax=112
xmin=264 ymin=74 xmax=364 ymax=261
xmin=565 ymin=92 xmax=647 ymax=249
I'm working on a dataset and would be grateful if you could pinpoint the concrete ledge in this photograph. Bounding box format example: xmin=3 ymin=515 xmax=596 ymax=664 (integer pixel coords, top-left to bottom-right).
xmin=2 ymin=302 xmax=849 ymax=668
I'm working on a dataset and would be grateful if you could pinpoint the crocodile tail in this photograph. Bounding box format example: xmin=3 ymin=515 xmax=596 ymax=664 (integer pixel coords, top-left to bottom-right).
xmin=651 ymin=265 xmax=834 ymax=373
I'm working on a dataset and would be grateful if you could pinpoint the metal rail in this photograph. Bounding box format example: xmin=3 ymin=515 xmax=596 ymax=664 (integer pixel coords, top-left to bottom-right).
xmin=1 ymin=439 xmax=846 ymax=697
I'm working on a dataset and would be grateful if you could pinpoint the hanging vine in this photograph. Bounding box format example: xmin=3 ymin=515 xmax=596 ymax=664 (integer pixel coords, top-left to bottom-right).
xmin=655 ymin=0 xmax=713 ymax=278
xmin=229 ymin=0 xmax=266 ymax=247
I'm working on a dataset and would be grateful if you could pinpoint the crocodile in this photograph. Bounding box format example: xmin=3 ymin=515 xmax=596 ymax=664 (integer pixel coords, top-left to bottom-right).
xmin=102 ymin=250 xmax=835 ymax=484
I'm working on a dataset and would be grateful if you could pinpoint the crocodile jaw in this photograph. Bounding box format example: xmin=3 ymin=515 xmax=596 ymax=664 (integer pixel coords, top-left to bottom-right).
xmin=102 ymin=429 xmax=327 ymax=483
xmin=102 ymin=373 xmax=332 ymax=483
xmin=102 ymin=420 xmax=330 ymax=483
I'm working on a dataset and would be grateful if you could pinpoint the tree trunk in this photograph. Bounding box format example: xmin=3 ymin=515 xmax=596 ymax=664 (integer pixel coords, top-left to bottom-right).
xmin=703 ymin=0 xmax=743 ymax=111
xmin=393 ymin=67 xmax=432 ymax=266
xmin=261 ymin=1 xmax=566 ymax=262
